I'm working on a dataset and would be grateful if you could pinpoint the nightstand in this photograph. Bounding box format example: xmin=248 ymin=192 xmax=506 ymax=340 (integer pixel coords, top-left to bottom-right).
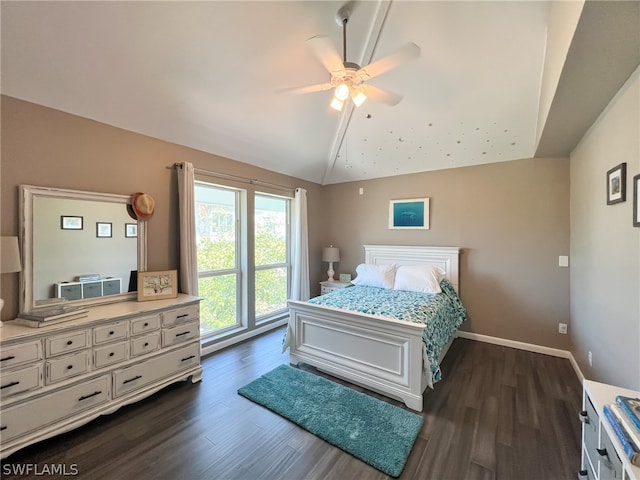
xmin=320 ymin=281 xmax=352 ymax=295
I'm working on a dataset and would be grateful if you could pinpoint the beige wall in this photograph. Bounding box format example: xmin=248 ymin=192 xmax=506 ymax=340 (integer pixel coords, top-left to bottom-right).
xmin=323 ymin=157 xmax=571 ymax=349
xmin=570 ymin=67 xmax=640 ymax=390
xmin=1 ymin=95 xmax=325 ymax=321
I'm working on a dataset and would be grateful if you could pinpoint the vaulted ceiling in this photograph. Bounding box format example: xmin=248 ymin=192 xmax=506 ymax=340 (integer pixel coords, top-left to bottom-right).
xmin=2 ymin=1 xmax=639 ymax=185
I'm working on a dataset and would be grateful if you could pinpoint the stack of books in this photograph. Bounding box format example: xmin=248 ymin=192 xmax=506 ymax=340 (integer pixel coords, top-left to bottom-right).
xmin=16 ymin=305 xmax=89 ymax=328
xmin=603 ymin=395 xmax=640 ymax=467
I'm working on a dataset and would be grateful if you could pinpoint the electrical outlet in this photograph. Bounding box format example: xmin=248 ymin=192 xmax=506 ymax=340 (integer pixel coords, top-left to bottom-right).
xmin=588 ymin=351 xmax=593 ymax=367
xmin=559 ymin=323 xmax=568 ymax=334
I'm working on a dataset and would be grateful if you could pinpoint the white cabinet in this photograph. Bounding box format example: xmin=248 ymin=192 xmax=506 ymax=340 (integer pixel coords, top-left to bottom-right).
xmin=580 ymin=380 xmax=640 ymax=480
xmin=0 ymin=295 xmax=202 ymax=459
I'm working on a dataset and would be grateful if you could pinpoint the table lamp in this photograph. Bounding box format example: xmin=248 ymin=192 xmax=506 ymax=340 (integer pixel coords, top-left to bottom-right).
xmin=1 ymin=236 xmax=22 ymax=326
xmin=322 ymin=246 xmax=340 ymax=281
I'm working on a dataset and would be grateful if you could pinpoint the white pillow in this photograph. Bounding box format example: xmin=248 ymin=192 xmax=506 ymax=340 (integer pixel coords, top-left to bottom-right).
xmin=393 ymin=265 xmax=445 ymax=294
xmin=351 ymin=263 xmax=397 ymax=289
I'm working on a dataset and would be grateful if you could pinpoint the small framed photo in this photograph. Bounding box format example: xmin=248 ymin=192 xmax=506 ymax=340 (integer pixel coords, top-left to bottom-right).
xmin=96 ymin=222 xmax=112 ymax=238
xmin=61 ymin=216 xmax=83 ymax=230
xmin=339 ymin=273 xmax=352 ymax=283
xmin=137 ymin=270 xmax=178 ymax=301
xmin=607 ymin=162 xmax=626 ymax=205
xmin=125 ymin=223 xmax=138 ymax=238
xmin=389 ymin=198 xmax=430 ymax=229
xmin=633 ymin=174 xmax=640 ymax=227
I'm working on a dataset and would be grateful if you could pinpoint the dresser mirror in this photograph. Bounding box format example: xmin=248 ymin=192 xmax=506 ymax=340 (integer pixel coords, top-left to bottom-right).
xmin=19 ymin=185 xmax=147 ymax=312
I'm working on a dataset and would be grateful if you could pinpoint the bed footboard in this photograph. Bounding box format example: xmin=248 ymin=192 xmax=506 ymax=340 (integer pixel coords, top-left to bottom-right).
xmin=287 ymin=300 xmax=427 ymax=411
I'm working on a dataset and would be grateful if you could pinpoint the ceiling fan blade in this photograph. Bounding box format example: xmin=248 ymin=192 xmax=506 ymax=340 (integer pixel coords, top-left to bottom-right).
xmin=278 ymin=82 xmax=334 ymax=95
xmin=307 ymin=35 xmax=345 ymax=74
xmin=357 ymin=42 xmax=421 ymax=81
xmin=362 ymin=84 xmax=403 ymax=106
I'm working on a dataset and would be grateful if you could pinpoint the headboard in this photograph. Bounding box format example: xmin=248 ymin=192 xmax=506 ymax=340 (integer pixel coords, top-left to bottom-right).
xmin=363 ymin=245 xmax=461 ymax=292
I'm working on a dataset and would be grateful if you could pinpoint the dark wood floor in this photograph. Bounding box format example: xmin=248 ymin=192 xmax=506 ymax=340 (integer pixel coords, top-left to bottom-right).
xmin=1 ymin=327 xmax=582 ymax=480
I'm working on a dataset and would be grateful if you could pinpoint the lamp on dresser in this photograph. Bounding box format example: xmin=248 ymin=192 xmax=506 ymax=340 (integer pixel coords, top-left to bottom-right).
xmin=322 ymin=245 xmax=340 ymax=281
xmin=1 ymin=236 xmax=22 ymax=326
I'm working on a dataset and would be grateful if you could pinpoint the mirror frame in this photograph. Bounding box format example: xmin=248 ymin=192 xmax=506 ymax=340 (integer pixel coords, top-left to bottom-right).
xmin=19 ymin=185 xmax=147 ymax=312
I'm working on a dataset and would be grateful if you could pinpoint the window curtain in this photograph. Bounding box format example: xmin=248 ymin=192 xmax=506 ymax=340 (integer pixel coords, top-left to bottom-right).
xmin=176 ymin=162 xmax=198 ymax=295
xmin=291 ymin=188 xmax=310 ymax=301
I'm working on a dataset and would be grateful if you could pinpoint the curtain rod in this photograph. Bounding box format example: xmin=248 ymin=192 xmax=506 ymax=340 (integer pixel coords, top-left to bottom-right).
xmin=170 ymin=163 xmax=294 ymax=193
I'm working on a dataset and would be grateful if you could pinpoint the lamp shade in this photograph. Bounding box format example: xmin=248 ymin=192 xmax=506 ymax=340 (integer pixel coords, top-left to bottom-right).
xmin=0 ymin=236 xmax=21 ymax=274
xmin=322 ymin=246 xmax=340 ymax=263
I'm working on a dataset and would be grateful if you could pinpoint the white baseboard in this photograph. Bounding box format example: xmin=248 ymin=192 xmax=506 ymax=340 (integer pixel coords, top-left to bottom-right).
xmin=201 ymin=318 xmax=287 ymax=357
xmin=456 ymin=331 xmax=585 ymax=382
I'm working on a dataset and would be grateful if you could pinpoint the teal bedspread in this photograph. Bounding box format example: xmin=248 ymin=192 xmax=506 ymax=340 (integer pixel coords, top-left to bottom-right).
xmin=307 ymin=279 xmax=467 ymax=385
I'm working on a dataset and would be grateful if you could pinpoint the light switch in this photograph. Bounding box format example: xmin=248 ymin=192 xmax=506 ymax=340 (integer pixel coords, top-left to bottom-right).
xmin=559 ymin=256 xmax=569 ymax=267
xmin=359 ymin=187 xmax=364 ymax=195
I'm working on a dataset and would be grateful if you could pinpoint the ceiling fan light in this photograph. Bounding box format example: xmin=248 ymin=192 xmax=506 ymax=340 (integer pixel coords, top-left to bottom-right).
xmin=351 ymin=90 xmax=367 ymax=107
xmin=334 ymin=83 xmax=350 ymax=101
xmin=330 ymin=97 xmax=344 ymax=111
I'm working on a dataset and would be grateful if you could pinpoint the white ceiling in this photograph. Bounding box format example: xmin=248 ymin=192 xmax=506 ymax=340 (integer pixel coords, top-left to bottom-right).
xmin=1 ymin=1 xmax=638 ymax=185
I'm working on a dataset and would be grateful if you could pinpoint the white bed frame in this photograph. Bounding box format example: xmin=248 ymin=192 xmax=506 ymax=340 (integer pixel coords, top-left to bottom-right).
xmin=287 ymin=245 xmax=461 ymax=412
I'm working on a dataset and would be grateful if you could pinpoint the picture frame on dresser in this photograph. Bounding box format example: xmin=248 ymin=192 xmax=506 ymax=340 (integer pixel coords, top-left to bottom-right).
xmin=137 ymin=270 xmax=178 ymax=301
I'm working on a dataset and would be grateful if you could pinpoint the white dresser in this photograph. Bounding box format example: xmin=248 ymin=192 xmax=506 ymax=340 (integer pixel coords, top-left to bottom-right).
xmin=0 ymin=295 xmax=202 ymax=459
xmin=580 ymin=380 xmax=640 ymax=480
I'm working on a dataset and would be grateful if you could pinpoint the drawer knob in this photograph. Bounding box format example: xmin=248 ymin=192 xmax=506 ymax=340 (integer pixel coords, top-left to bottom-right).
xmin=0 ymin=355 xmax=16 ymax=362
xmin=596 ymin=447 xmax=608 ymax=457
xmin=176 ymin=331 xmax=189 ymax=337
xmin=0 ymin=381 xmax=20 ymax=390
xmin=181 ymin=355 xmax=196 ymax=362
xmin=177 ymin=314 xmax=188 ymax=319
xmin=79 ymin=391 xmax=102 ymax=401
xmin=144 ymin=322 xmax=149 ymax=327
xmin=578 ymin=410 xmax=589 ymax=424
xmin=109 ymin=331 xmax=115 ymax=335
xmin=0 ymin=426 xmax=6 ymax=431
xmin=109 ymin=352 xmax=115 ymax=357
xmin=144 ymin=342 xmax=149 ymax=347
xmin=67 ymin=365 xmax=73 ymax=370
xmin=66 ymin=340 xmax=73 ymax=346
xmin=578 ymin=470 xmax=588 ymax=479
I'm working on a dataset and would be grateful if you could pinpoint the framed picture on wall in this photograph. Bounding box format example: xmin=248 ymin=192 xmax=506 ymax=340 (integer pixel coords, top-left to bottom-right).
xmin=125 ymin=223 xmax=138 ymax=238
xmin=606 ymin=162 xmax=626 ymax=205
xmin=388 ymin=198 xmax=430 ymax=229
xmin=137 ymin=270 xmax=178 ymax=301
xmin=61 ymin=216 xmax=83 ymax=230
xmin=96 ymin=222 xmax=112 ymax=238
xmin=633 ymin=174 xmax=640 ymax=227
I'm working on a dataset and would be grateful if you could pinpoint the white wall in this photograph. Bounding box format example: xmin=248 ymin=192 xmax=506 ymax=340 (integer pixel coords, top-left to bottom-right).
xmin=570 ymin=65 xmax=640 ymax=390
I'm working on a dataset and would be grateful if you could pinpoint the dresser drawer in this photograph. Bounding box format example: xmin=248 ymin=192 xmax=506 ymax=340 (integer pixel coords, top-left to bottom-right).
xmin=130 ymin=332 xmax=161 ymax=358
xmin=93 ymin=322 xmax=128 ymax=345
xmin=0 ymin=375 xmax=109 ymax=443
xmin=130 ymin=314 xmax=160 ymax=336
xmin=162 ymin=304 xmax=199 ymax=327
xmin=583 ymin=396 xmax=599 ymax=467
xmin=94 ymin=342 xmax=128 ymax=369
xmin=0 ymin=341 xmax=42 ymax=368
xmin=46 ymin=331 xmax=90 ymax=357
xmin=0 ymin=364 xmax=42 ymax=399
xmin=598 ymin=425 xmax=624 ymax=479
xmin=112 ymin=343 xmax=199 ymax=398
xmin=162 ymin=321 xmax=199 ymax=347
xmin=46 ymin=351 xmax=90 ymax=384
xmin=82 ymin=281 xmax=102 ymax=298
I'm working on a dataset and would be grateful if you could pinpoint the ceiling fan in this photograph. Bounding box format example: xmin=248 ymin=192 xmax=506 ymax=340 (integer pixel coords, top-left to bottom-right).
xmin=284 ymin=4 xmax=421 ymax=111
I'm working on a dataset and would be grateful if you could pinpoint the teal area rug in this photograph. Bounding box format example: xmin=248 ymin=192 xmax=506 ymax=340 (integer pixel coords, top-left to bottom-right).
xmin=237 ymin=364 xmax=423 ymax=477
